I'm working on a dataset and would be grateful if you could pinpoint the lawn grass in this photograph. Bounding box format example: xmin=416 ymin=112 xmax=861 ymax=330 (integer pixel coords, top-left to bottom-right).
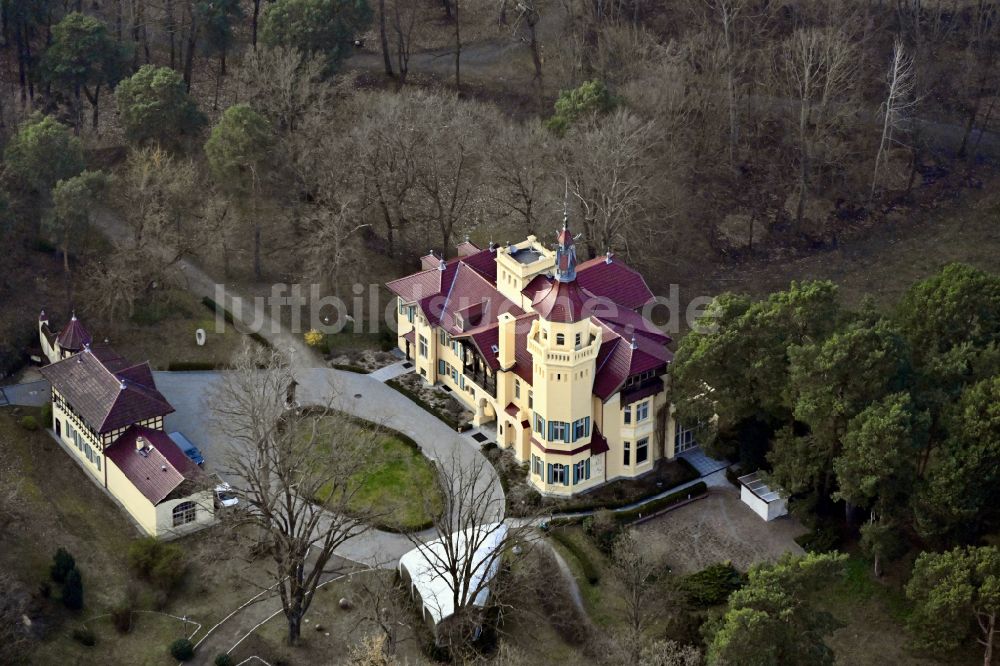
xmin=0 ymin=406 xmax=277 ymax=665
xmin=548 ymin=528 xmax=625 ymax=628
xmin=239 ymin=570 xmax=427 ymax=665
xmin=108 ymin=289 xmax=243 ymax=370
xmin=31 ymin=610 xmax=194 ymax=666
xmin=310 ymin=415 xmax=444 ymax=532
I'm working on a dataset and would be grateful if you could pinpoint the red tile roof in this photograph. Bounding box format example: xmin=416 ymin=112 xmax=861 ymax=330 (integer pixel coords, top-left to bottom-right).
xmin=590 ymin=424 xmax=610 ymax=455
xmin=591 ymin=321 xmax=673 ymax=400
xmin=388 ymin=232 xmax=670 ymax=403
xmin=577 ymin=257 xmax=655 ymax=309
xmin=40 ymin=347 xmax=174 ymax=434
xmin=455 ymin=321 xmax=501 ymax=370
xmin=531 ymin=279 xmax=597 ymax=323
xmin=521 ymin=274 xmax=550 ymax=301
xmin=457 ymin=240 xmax=481 ymax=257
xmin=105 ymin=426 xmax=200 ymax=504
xmin=56 ymin=316 xmax=93 ymax=351
xmin=511 ymin=314 xmax=538 ymax=384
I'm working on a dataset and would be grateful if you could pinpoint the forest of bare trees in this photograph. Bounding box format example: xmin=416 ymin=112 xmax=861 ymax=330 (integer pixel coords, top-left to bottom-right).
xmin=0 ymin=0 xmax=998 ymax=318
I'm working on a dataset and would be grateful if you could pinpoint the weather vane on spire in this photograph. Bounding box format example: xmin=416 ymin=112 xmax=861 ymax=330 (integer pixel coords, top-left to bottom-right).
xmin=562 ymin=177 xmax=569 ymax=228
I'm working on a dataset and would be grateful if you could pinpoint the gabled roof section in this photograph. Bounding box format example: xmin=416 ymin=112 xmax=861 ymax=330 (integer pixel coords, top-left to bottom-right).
xmin=105 ymin=426 xmax=200 ymax=505
xmin=592 ymin=320 xmax=673 ymax=400
xmin=457 ymin=240 xmax=481 ymax=257
xmin=521 ymin=274 xmax=551 ymax=302
xmin=438 ymin=263 xmax=522 ymax=334
xmin=40 ymin=347 xmax=175 ymax=434
xmin=454 ymin=321 xmax=501 ymax=371
xmin=577 ymin=256 xmax=655 ymax=310
xmin=386 ymin=250 xmax=501 ymax=324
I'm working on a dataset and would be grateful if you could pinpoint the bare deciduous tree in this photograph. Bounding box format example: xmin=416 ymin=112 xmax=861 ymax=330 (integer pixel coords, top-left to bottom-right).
xmin=238 ymin=47 xmax=331 ymax=134
xmin=355 ymin=570 xmax=413 ymax=656
xmin=608 ymin=530 xmax=667 ymax=657
xmin=775 ymin=25 xmax=859 ymax=231
xmin=349 ymin=93 xmax=425 ymax=258
xmin=349 ymin=633 xmax=400 ymax=665
xmin=402 ymin=453 xmax=536 ymax=657
xmin=871 ymin=38 xmax=916 ymax=204
xmin=0 ymin=573 xmax=31 ymax=664
xmin=487 ymin=120 xmax=555 ymax=236
xmin=210 ymin=343 xmax=379 ymax=644
xmin=563 ymin=110 xmax=658 ymax=259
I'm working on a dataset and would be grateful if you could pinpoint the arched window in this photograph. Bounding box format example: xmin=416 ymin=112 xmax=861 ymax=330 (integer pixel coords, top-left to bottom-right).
xmin=556 ymin=333 xmax=565 ymax=346
xmin=172 ymin=501 xmax=197 ymax=527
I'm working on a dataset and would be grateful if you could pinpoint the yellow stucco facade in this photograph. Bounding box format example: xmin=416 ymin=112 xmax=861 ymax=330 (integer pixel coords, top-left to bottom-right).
xmin=392 ymin=232 xmax=694 ymax=497
xmin=49 ymin=391 xmax=215 ymax=538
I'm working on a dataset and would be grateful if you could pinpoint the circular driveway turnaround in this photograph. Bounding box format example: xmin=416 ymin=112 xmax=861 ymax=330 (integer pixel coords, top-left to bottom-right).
xmin=153 ymin=367 xmax=505 ymax=568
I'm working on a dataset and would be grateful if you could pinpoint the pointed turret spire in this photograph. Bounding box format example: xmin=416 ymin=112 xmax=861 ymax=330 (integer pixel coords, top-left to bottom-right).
xmin=555 ymin=221 xmax=577 ymax=282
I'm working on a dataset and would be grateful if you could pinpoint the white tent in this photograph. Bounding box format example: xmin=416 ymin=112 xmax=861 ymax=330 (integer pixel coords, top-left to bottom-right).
xmin=398 ymin=522 xmax=508 ymax=626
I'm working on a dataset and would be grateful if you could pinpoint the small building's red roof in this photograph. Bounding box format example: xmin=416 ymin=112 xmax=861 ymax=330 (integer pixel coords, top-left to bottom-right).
xmin=105 ymin=426 xmax=200 ymax=505
xmin=40 ymin=346 xmax=174 ymax=434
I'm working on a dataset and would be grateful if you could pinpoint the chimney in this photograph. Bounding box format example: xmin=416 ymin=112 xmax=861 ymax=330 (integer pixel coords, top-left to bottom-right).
xmin=136 ymin=436 xmax=149 ymax=455
xmin=498 ymin=312 xmax=516 ymax=370
xmin=605 ymin=250 xmax=614 ymax=264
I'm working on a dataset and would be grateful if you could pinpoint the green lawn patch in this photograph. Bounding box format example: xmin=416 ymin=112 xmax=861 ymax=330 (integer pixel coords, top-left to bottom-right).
xmin=309 ymin=415 xmax=444 ymax=532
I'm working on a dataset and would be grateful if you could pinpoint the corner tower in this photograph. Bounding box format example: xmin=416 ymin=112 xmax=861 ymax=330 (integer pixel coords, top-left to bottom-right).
xmin=527 ymin=224 xmax=602 ymax=452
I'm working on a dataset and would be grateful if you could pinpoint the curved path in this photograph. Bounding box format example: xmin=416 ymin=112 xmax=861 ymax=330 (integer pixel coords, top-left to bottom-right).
xmin=152 ymin=368 xmax=504 ymax=569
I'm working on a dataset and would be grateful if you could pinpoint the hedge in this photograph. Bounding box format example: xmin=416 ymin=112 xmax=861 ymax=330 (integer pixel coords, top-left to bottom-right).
xmin=165 ymin=361 xmax=223 ymax=371
xmin=331 ymin=363 xmax=369 ymax=374
xmin=614 ymin=482 xmax=708 ymax=523
xmin=386 ymin=379 xmax=465 ymax=431
xmin=548 ymin=458 xmax=700 ymax=515
xmin=549 ymin=482 xmax=708 ymax=527
xmin=549 ymin=529 xmax=600 ymax=584
xmin=200 ymin=296 xmax=271 ymax=348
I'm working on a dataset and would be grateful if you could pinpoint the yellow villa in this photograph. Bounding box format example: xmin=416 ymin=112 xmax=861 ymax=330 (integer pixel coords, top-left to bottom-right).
xmin=38 ymin=312 xmax=216 ymax=537
xmin=387 ymin=224 xmax=697 ymax=497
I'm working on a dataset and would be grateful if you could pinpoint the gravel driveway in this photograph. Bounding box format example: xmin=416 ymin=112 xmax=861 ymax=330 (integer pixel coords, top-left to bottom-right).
xmin=634 ymin=487 xmax=807 ymax=574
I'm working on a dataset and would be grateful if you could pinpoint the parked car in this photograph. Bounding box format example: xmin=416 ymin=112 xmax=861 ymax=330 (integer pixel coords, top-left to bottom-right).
xmin=168 ymin=431 xmax=205 ymax=467
xmin=215 ymin=481 xmax=239 ymax=508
